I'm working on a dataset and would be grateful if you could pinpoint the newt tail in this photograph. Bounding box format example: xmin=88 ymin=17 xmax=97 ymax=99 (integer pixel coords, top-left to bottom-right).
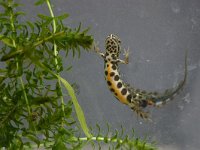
xmin=147 ymin=50 xmax=187 ymax=107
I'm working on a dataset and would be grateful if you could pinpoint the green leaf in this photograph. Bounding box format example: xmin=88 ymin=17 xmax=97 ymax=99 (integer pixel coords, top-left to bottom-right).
xmin=0 ymin=35 xmax=14 ymax=47
xmin=65 ymin=101 xmax=72 ymax=118
xmin=76 ymin=23 xmax=82 ymax=33
xmin=52 ymin=138 xmax=66 ymax=150
xmin=14 ymin=11 xmax=25 ymax=17
xmin=34 ymin=0 xmax=46 ymax=6
xmin=27 ymin=134 xmax=40 ymax=148
xmin=0 ymin=17 xmax=9 ymax=23
xmin=56 ymin=14 xmax=69 ymax=20
xmin=58 ymin=76 xmax=92 ymax=138
xmin=65 ymin=65 xmax=72 ymax=72
xmin=26 ymin=21 xmax=35 ymax=32
xmin=37 ymin=14 xmax=53 ymax=21
xmin=1 ymin=49 xmax=23 ymax=61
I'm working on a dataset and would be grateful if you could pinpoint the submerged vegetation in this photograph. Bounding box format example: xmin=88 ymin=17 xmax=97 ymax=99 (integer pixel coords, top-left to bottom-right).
xmin=0 ymin=0 xmax=156 ymax=149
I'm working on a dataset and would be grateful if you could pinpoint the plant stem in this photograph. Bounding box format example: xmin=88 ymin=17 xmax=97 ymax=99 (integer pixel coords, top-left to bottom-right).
xmin=19 ymin=76 xmax=31 ymax=115
xmin=33 ymin=31 xmax=65 ymax=47
xmin=76 ymin=136 xmax=156 ymax=150
xmin=0 ymin=31 xmax=65 ymax=49
xmin=9 ymin=7 xmax=31 ymax=116
xmin=46 ymin=0 xmax=65 ymax=119
xmin=23 ymin=136 xmax=156 ymax=150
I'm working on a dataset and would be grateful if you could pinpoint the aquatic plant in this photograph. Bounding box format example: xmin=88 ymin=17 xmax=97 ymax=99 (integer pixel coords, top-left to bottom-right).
xmin=0 ymin=0 xmax=156 ymax=149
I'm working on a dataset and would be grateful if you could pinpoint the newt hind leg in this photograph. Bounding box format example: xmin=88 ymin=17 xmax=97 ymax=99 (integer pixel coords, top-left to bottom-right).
xmin=130 ymin=105 xmax=150 ymax=120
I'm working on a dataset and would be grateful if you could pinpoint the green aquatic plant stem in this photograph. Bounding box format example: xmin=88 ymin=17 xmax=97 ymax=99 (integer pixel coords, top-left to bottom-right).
xmin=33 ymin=31 xmax=65 ymax=47
xmin=45 ymin=0 xmax=92 ymax=137
xmin=46 ymin=0 xmax=65 ymax=120
xmin=9 ymin=5 xmax=31 ymax=117
xmin=23 ymin=135 xmax=156 ymax=150
xmin=0 ymin=31 xmax=66 ymax=62
xmin=76 ymin=136 xmax=156 ymax=150
xmin=46 ymin=0 xmax=58 ymax=66
xmin=19 ymin=75 xmax=31 ymax=115
xmin=0 ymin=31 xmax=65 ymax=50
xmin=46 ymin=0 xmax=56 ymax=32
